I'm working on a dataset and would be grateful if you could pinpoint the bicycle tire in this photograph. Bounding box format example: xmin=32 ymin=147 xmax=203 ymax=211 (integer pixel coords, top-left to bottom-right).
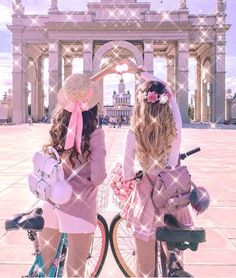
xmin=85 ymin=214 xmax=109 ymax=277
xmin=109 ymin=213 xmax=135 ymax=277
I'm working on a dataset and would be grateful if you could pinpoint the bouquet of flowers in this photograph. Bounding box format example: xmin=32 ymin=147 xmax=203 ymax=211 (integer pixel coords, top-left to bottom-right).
xmin=110 ymin=163 xmax=136 ymax=202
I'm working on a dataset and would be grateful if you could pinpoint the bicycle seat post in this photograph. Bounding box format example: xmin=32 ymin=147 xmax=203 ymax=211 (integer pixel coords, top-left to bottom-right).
xmin=27 ymin=230 xmax=41 ymax=255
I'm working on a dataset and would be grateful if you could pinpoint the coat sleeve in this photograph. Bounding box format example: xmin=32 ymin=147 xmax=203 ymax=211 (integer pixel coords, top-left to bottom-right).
xmin=90 ymin=128 xmax=107 ymax=186
xmin=167 ymin=95 xmax=182 ymax=166
xmin=122 ymin=130 xmax=136 ymax=180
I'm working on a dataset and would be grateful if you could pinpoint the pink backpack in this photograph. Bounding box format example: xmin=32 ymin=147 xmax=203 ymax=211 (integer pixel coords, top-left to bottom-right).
xmin=28 ymin=147 xmax=86 ymax=205
xmin=147 ymin=165 xmax=210 ymax=214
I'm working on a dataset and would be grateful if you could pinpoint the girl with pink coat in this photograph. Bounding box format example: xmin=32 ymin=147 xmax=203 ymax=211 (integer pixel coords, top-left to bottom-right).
xmin=39 ymin=64 xmax=117 ymax=277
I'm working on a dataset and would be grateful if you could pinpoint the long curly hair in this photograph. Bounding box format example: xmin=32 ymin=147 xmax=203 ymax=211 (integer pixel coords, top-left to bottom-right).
xmin=131 ymin=81 xmax=177 ymax=171
xmin=43 ymin=104 xmax=98 ymax=168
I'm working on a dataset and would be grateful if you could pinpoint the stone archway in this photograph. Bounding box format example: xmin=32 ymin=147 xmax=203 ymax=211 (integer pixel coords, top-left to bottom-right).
xmin=93 ymin=41 xmax=143 ymax=114
xmin=93 ymin=40 xmax=143 ymax=73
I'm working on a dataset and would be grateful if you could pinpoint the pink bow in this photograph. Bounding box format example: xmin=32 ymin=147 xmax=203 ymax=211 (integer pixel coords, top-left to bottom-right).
xmin=64 ymin=102 xmax=89 ymax=153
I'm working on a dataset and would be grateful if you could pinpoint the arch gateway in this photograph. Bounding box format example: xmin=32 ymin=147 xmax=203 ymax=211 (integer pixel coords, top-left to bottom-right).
xmin=8 ymin=0 xmax=230 ymax=123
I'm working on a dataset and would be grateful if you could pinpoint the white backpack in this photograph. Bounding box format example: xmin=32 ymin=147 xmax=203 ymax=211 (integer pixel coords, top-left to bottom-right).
xmin=28 ymin=146 xmax=85 ymax=205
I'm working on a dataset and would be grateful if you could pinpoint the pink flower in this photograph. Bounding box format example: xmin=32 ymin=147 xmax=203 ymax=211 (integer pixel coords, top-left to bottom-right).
xmin=147 ymin=91 xmax=158 ymax=103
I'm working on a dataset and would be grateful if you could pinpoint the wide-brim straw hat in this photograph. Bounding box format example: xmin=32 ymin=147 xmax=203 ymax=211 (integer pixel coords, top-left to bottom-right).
xmin=57 ymin=73 xmax=99 ymax=109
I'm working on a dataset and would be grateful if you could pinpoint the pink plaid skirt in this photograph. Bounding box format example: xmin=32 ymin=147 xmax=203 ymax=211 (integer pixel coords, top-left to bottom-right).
xmin=121 ymin=175 xmax=193 ymax=242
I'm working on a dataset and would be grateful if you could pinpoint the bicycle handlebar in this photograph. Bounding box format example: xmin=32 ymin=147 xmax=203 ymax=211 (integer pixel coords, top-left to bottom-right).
xmin=135 ymin=147 xmax=201 ymax=180
xmin=179 ymin=147 xmax=201 ymax=160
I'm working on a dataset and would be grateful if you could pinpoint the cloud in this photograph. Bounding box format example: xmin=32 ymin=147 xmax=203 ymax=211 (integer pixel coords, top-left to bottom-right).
xmin=154 ymin=58 xmax=167 ymax=81
xmin=0 ymin=4 xmax=12 ymax=31
xmin=0 ymin=52 xmax=12 ymax=96
xmin=226 ymin=56 xmax=236 ymax=92
xmin=226 ymin=77 xmax=236 ymax=92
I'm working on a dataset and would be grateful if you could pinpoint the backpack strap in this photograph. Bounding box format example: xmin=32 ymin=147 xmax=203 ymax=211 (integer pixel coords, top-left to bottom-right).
xmin=47 ymin=146 xmax=61 ymax=163
xmin=145 ymin=173 xmax=161 ymax=215
xmin=47 ymin=146 xmax=89 ymax=183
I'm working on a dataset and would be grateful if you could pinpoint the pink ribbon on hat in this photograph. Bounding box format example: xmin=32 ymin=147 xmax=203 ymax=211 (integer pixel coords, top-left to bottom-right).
xmin=64 ymin=101 xmax=89 ymax=154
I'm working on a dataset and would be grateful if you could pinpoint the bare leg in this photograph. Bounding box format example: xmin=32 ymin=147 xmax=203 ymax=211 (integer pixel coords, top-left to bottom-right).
xmin=66 ymin=233 xmax=93 ymax=277
xmin=135 ymin=237 xmax=156 ymax=277
xmin=38 ymin=227 xmax=61 ymax=275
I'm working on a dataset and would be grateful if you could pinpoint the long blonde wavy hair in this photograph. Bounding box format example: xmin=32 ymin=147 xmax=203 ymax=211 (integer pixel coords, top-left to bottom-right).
xmin=131 ymin=81 xmax=177 ymax=171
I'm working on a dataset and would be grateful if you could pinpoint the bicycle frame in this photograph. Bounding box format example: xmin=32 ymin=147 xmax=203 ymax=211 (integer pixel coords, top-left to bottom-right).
xmin=158 ymin=244 xmax=185 ymax=277
xmin=27 ymin=232 xmax=67 ymax=277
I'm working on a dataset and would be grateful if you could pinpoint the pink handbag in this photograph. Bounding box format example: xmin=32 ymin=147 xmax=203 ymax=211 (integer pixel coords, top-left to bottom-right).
xmin=146 ymin=165 xmax=192 ymax=213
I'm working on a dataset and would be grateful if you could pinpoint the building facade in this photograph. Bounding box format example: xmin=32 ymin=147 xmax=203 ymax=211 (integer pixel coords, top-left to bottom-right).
xmin=8 ymin=0 xmax=230 ymax=123
xmin=104 ymin=77 xmax=133 ymax=119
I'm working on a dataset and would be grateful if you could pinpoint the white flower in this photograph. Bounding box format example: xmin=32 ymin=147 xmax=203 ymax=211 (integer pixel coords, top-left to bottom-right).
xmin=137 ymin=91 xmax=147 ymax=102
xmin=159 ymin=93 xmax=169 ymax=104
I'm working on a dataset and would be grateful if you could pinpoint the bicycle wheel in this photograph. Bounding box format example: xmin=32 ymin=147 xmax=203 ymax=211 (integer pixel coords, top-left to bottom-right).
xmin=109 ymin=213 xmax=135 ymax=277
xmin=85 ymin=214 xmax=109 ymax=277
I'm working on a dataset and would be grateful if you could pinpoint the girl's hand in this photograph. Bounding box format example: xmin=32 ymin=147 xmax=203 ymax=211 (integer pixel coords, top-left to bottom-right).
xmin=117 ymin=59 xmax=138 ymax=74
xmin=90 ymin=60 xmax=121 ymax=82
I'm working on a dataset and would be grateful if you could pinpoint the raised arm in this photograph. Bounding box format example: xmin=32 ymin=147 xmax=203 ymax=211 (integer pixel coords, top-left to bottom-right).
xmin=90 ymin=60 xmax=121 ymax=83
xmin=122 ymin=130 xmax=136 ymax=180
xmin=167 ymin=90 xmax=182 ymax=166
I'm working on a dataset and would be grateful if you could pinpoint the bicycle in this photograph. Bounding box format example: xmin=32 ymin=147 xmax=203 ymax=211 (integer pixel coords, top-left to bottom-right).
xmin=109 ymin=147 xmax=206 ymax=277
xmin=5 ymin=207 xmax=109 ymax=277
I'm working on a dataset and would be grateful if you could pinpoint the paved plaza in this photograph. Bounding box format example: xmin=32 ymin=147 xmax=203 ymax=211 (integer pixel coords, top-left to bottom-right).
xmin=0 ymin=124 xmax=236 ymax=277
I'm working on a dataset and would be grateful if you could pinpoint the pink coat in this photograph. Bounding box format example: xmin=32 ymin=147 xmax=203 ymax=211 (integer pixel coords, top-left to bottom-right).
xmin=121 ymin=97 xmax=193 ymax=241
xmin=58 ymin=128 xmax=106 ymax=226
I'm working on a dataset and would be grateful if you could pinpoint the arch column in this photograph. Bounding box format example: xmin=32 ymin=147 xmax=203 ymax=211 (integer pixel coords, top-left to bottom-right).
xmin=12 ymin=37 xmax=27 ymax=123
xmin=201 ymin=78 xmax=208 ymax=122
xmin=144 ymin=40 xmax=153 ymax=73
xmin=194 ymin=56 xmax=201 ymax=122
xmin=48 ymin=40 xmax=62 ymax=115
xmin=64 ymin=55 xmax=73 ymax=80
xmin=167 ymin=55 xmax=175 ymax=90
xmin=30 ymin=78 xmax=37 ymax=121
xmin=97 ymin=78 xmax=104 ymax=115
xmin=212 ymin=36 xmax=226 ymax=122
xmin=83 ymin=40 xmax=93 ymax=74
xmin=28 ymin=57 xmax=41 ymax=122
xmin=37 ymin=55 xmax=44 ymax=119
xmin=176 ymin=41 xmax=189 ymax=123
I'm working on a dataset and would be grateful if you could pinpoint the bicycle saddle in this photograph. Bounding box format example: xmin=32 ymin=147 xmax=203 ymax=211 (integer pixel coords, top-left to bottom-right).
xmin=5 ymin=207 xmax=44 ymax=231
xmin=156 ymin=214 xmax=206 ymax=251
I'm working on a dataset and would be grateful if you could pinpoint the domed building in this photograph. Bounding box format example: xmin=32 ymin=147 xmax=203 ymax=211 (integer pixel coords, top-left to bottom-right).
xmin=103 ymin=78 xmax=133 ymax=123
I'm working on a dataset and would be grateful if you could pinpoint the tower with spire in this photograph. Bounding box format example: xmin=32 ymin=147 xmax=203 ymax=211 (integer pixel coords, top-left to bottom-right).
xmin=179 ymin=0 xmax=187 ymax=10
xmin=216 ymin=0 xmax=226 ymax=13
xmin=49 ymin=0 xmax=58 ymax=13
xmin=112 ymin=78 xmax=131 ymax=106
xmin=12 ymin=0 xmax=24 ymax=15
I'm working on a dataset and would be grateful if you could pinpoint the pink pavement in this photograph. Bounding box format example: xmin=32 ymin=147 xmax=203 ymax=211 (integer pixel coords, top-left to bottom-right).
xmin=0 ymin=124 xmax=236 ymax=277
